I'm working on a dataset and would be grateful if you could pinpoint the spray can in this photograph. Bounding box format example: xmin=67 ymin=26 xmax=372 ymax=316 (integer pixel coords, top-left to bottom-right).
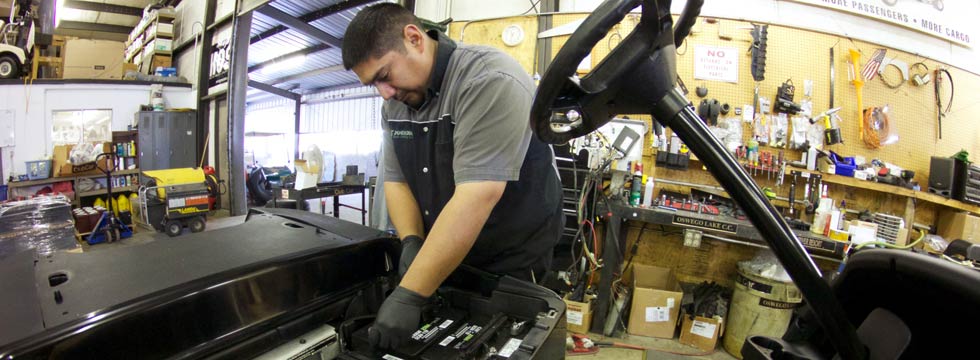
xmin=629 ymin=171 xmax=642 ymax=206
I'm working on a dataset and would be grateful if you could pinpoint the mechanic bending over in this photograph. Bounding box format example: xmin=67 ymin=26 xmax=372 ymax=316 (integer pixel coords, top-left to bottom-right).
xmin=341 ymin=3 xmax=564 ymax=350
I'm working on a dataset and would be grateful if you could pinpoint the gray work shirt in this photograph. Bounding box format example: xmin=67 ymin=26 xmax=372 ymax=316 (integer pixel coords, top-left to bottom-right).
xmin=382 ymin=32 xmax=535 ymax=185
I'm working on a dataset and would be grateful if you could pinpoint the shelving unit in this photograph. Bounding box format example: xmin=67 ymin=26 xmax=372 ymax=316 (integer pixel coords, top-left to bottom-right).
xmin=6 ymin=169 xmax=141 ymax=206
xmin=113 ymin=130 xmax=140 ymax=170
xmin=785 ymin=167 xmax=980 ymax=215
xmin=124 ymin=8 xmax=176 ymax=75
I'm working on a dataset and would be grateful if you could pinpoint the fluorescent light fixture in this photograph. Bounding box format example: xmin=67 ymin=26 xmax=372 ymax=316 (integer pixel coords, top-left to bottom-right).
xmin=261 ymin=55 xmax=307 ymax=75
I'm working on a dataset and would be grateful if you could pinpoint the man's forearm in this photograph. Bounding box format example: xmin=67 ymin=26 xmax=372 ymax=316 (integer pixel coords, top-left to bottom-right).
xmin=400 ymin=181 xmax=505 ymax=296
xmin=384 ymin=181 xmax=425 ymax=239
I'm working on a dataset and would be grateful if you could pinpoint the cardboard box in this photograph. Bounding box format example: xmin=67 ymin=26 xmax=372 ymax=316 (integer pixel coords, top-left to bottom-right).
xmin=145 ymin=38 xmax=172 ymax=52
xmin=938 ymin=211 xmax=980 ymax=244
xmin=156 ymin=23 xmax=174 ymax=36
xmin=139 ymin=54 xmax=172 ymax=74
xmin=564 ymin=294 xmax=596 ymax=334
xmin=122 ymin=63 xmax=138 ymax=77
xmin=63 ymin=39 xmax=125 ymax=79
xmin=627 ymin=264 xmax=684 ymax=338
xmin=53 ymin=143 xmax=112 ymax=178
xmin=679 ymin=315 xmax=723 ymax=352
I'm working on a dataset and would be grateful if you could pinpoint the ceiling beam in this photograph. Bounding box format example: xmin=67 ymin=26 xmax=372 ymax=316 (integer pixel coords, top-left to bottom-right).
xmin=267 ymin=64 xmax=346 ymax=85
xmin=248 ymin=44 xmax=331 ymax=73
xmin=307 ymin=82 xmax=367 ymax=94
xmin=256 ymin=5 xmax=342 ymax=48
xmin=250 ymin=0 xmax=375 ymax=45
xmin=63 ymin=0 xmax=144 ymax=17
xmin=57 ymin=20 xmax=132 ymax=34
xmin=248 ymin=80 xmax=301 ymax=101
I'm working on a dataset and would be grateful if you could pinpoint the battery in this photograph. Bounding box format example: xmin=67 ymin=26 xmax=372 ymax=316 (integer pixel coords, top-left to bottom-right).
xmin=349 ymin=308 xmax=467 ymax=359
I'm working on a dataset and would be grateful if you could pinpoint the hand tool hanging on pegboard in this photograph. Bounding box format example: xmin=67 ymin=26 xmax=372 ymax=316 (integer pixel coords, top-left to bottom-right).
xmin=829 ymin=48 xmax=835 ymax=109
xmin=750 ymin=24 xmax=768 ymax=117
xmin=775 ymin=79 xmax=802 ymax=114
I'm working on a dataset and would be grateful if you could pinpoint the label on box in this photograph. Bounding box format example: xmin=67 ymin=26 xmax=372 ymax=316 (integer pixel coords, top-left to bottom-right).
xmin=690 ymin=320 xmax=717 ymax=338
xmin=438 ymin=319 xmax=454 ymax=329
xmin=168 ymin=198 xmax=185 ymax=208
xmin=567 ymin=310 xmax=584 ymax=325
xmin=667 ymin=298 xmax=675 ymax=308
xmin=439 ymin=335 xmax=456 ymax=346
xmin=498 ymin=338 xmax=523 ymax=358
xmin=281 ymin=189 xmax=289 ymax=199
xmin=645 ymin=306 xmax=670 ymax=322
xmin=382 ymin=355 xmax=404 ymax=360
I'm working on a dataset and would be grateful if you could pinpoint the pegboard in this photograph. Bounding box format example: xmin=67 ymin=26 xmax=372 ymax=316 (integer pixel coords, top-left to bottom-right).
xmin=448 ymin=16 xmax=539 ymax=74
xmin=453 ymin=14 xmax=980 ymax=187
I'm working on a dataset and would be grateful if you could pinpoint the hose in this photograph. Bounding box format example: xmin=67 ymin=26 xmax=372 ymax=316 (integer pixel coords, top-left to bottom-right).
xmin=861 ymin=106 xmax=891 ymax=149
xmin=852 ymin=228 xmax=926 ymax=251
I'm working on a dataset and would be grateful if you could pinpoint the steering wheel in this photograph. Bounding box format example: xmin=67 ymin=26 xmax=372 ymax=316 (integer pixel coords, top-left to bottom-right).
xmin=531 ymin=1 xmax=869 ymax=359
xmin=530 ymin=0 xmax=701 ymax=144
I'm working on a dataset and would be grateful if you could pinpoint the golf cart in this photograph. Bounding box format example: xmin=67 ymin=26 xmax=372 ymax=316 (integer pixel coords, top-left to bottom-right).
xmin=530 ymin=0 xmax=980 ymax=358
xmin=0 ymin=0 xmax=34 ymax=79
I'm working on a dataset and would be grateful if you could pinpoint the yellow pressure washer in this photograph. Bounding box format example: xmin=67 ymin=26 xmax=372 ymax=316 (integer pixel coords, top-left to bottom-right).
xmin=139 ymin=168 xmax=213 ymax=237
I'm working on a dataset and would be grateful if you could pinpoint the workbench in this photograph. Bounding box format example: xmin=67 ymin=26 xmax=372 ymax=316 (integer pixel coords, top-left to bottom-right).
xmin=589 ymin=197 xmax=844 ymax=334
xmin=271 ymin=183 xmax=367 ymax=225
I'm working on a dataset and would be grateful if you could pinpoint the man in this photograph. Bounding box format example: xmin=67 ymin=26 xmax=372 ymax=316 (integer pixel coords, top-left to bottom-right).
xmin=341 ymin=3 xmax=563 ymax=350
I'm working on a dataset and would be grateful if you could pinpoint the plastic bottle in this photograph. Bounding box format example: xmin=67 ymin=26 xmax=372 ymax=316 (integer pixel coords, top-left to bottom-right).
xmin=811 ymin=196 xmax=833 ymax=235
xmin=642 ymin=177 xmax=655 ymax=208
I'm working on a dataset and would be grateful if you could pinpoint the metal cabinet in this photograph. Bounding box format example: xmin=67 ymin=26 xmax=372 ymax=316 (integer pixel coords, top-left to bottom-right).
xmin=137 ymin=111 xmax=198 ymax=178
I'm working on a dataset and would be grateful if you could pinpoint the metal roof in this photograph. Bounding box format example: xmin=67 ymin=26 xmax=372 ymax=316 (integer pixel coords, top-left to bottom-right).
xmin=247 ymin=0 xmax=382 ymax=100
xmin=54 ymin=0 xmax=166 ymax=41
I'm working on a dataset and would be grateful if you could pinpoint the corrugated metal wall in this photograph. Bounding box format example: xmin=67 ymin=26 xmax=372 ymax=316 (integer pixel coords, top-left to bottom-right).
xmin=245 ymin=86 xmax=381 ymax=133
xmin=301 ymin=86 xmax=382 ymax=133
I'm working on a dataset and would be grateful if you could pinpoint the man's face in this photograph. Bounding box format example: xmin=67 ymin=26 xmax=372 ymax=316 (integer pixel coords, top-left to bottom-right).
xmin=352 ymin=29 xmax=431 ymax=107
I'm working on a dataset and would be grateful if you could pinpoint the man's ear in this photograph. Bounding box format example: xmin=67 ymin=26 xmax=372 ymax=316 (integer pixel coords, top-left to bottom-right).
xmin=403 ymin=24 xmax=425 ymax=52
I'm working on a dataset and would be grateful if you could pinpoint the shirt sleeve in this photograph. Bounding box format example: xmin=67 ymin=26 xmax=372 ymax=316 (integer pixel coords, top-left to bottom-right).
xmin=381 ymin=102 xmax=407 ymax=183
xmin=452 ymin=71 xmax=534 ymax=183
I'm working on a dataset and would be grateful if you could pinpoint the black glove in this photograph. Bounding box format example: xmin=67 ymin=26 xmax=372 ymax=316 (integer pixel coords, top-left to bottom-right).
xmin=398 ymin=235 xmax=423 ymax=277
xmin=369 ymin=285 xmax=428 ymax=350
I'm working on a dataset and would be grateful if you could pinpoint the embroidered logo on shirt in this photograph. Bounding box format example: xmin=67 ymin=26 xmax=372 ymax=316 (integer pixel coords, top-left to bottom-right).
xmin=392 ymin=130 xmax=414 ymax=140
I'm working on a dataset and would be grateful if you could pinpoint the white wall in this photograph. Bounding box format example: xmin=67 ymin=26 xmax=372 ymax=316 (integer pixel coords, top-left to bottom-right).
xmin=0 ymin=84 xmax=196 ymax=180
xmin=417 ymin=0 xmax=979 ymax=74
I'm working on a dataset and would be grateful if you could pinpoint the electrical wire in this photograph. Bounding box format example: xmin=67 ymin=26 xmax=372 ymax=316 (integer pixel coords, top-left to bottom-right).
xmin=521 ymin=0 xmax=541 ymax=15
xmin=877 ymin=63 xmax=904 ymax=89
xmin=934 ymin=66 xmax=953 ymax=139
xmin=861 ymin=106 xmax=892 ymax=149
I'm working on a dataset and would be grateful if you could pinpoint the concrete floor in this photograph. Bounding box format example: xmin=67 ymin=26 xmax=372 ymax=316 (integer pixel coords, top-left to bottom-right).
xmin=80 ymin=204 xmax=737 ymax=359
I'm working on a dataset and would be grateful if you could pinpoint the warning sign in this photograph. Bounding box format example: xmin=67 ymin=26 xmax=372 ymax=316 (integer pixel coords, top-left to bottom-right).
xmin=694 ymin=45 xmax=739 ymax=83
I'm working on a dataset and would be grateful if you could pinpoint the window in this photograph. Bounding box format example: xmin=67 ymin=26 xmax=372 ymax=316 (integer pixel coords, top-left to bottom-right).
xmin=51 ymin=109 xmax=112 ymax=145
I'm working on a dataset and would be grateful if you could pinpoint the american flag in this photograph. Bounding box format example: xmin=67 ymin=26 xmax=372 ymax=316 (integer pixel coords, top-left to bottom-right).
xmin=861 ymin=49 xmax=886 ymax=81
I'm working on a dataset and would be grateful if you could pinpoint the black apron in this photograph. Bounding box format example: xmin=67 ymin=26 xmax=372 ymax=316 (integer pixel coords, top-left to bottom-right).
xmin=388 ymin=114 xmax=563 ymax=281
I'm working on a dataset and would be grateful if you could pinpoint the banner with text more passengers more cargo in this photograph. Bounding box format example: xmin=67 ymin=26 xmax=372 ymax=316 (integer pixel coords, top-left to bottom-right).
xmin=783 ymin=0 xmax=973 ymax=48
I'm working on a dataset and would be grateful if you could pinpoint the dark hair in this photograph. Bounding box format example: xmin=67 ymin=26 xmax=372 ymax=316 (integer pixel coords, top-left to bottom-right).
xmin=342 ymin=3 xmax=423 ymax=70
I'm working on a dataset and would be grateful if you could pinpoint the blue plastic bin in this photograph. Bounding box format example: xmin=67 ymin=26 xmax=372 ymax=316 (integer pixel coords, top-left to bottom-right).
xmin=0 ymin=185 xmax=7 ymax=201
xmin=828 ymin=152 xmax=856 ymax=177
xmin=25 ymin=160 xmax=52 ymax=180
